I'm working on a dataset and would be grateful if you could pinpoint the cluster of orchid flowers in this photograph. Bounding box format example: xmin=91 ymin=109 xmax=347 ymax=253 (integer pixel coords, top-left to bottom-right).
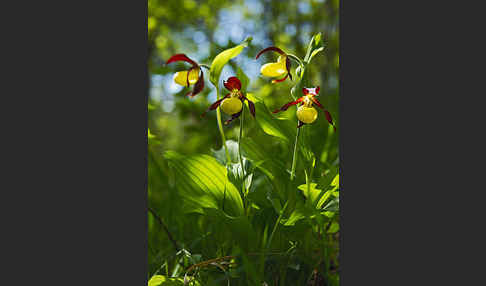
xmin=165 ymin=46 xmax=335 ymax=130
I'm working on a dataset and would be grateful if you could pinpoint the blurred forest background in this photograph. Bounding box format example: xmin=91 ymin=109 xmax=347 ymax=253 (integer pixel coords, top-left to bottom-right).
xmin=148 ymin=0 xmax=338 ymax=155
xmin=148 ymin=0 xmax=339 ymax=284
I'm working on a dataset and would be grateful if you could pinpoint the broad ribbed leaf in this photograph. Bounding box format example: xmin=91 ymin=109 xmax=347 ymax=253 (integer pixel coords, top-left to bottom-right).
xmin=240 ymin=138 xmax=286 ymax=181
xmin=252 ymin=98 xmax=294 ymax=142
xmin=164 ymin=151 xmax=244 ymax=216
xmin=209 ymin=37 xmax=252 ymax=86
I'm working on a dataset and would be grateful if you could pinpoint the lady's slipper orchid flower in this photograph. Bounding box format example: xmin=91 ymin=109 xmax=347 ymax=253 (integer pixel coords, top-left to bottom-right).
xmin=203 ymin=76 xmax=255 ymax=125
xmin=166 ymin=54 xmax=205 ymax=97
xmin=255 ymin=46 xmax=292 ymax=83
xmin=273 ymin=87 xmax=336 ymax=130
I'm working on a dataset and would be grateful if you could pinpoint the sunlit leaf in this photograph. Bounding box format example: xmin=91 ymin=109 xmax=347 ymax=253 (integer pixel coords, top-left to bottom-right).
xmin=148 ymin=129 xmax=161 ymax=145
xmin=148 ymin=275 xmax=193 ymax=286
xmin=308 ymin=46 xmax=324 ymax=64
xmin=252 ymin=100 xmax=294 ymax=142
xmin=331 ymin=174 xmax=339 ymax=188
xmin=304 ymin=32 xmax=324 ymax=63
xmin=327 ymin=221 xmax=339 ymax=234
xmin=316 ymin=190 xmax=333 ymax=209
xmin=164 ymin=151 xmax=244 ymax=216
xmin=282 ymin=202 xmax=313 ymax=226
xmin=148 ymin=275 xmax=165 ymax=286
xmin=209 ymin=37 xmax=252 ymax=86
xmin=297 ymin=183 xmax=321 ymax=206
xmin=148 ymin=128 xmax=156 ymax=139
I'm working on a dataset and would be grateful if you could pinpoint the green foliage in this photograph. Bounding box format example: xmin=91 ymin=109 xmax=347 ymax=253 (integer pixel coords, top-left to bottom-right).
xmin=251 ymin=95 xmax=295 ymax=142
xmin=236 ymin=67 xmax=250 ymax=93
xmin=209 ymin=37 xmax=252 ymax=87
xmin=148 ymin=275 xmax=200 ymax=286
xmin=149 ymin=0 xmax=339 ymax=284
xmin=163 ymin=151 xmax=244 ymax=217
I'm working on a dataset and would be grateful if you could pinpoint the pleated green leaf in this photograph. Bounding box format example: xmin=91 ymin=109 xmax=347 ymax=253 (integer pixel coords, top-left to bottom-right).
xmin=252 ymin=99 xmax=294 ymax=142
xmin=209 ymin=37 xmax=252 ymax=86
xmin=164 ymin=151 xmax=244 ymax=216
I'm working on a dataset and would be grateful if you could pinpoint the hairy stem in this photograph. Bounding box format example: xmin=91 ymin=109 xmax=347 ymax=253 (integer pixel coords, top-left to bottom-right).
xmin=290 ymin=124 xmax=301 ymax=181
xmin=238 ymin=105 xmax=246 ymax=201
xmin=216 ymin=87 xmax=231 ymax=163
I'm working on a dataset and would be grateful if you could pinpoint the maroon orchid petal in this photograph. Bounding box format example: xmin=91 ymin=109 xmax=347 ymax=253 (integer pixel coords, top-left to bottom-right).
xmin=286 ymin=57 xmax=292 ymax=81
xmin=298 ymin=121 xmax=305 ymax=128
xmin=224 ymin=110 xmax=242 ymax=125
xmin=186 ymin=70 xmax=204 ymax=98
xmin=272 ymin=73 xmax=289 ymax=84
xmin=255 ymin=46 xmax=285 ymax=59
xmin=223 ymin=76 xmax=241 ymax=91
xmin=202 ymin=94 xmax=230 ymax=117
xmin=241 ymin=95 xmax=256 ymax=117
xmin=324 ymin=110 xmax=336 ymax=131
xmin=272 ymin=97 xmax=304 ymax=113
xmin=310 ymin=97 xmax=324 ymax=109
xmin=186 ymin=66 xmax=195 ymax=87
xmin=166 ymin=54 xmax=198 ymax=66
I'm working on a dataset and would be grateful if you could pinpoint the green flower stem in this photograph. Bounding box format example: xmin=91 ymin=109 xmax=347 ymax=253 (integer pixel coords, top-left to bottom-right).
xmin=216 ymin=87 xmax=231 ymax=163
xmin=289 ymin=64 xmax=305 ymax=181
xmin=238 ymin=105 xmax=247 ymax=208
xmin=238 ymin=106 xmax=246 ymax=182
xmin=290 ymin=124 xmax=301 ymax=181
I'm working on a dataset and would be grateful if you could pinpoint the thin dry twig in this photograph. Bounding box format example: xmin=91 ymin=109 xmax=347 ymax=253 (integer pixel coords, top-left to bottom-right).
xmin=148 ymin=207 xmax=179 ymax=252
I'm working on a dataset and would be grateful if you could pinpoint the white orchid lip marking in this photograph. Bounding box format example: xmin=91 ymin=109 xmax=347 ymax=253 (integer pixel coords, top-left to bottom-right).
xmin=304 ymin=87 xmax=319 ymax=96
